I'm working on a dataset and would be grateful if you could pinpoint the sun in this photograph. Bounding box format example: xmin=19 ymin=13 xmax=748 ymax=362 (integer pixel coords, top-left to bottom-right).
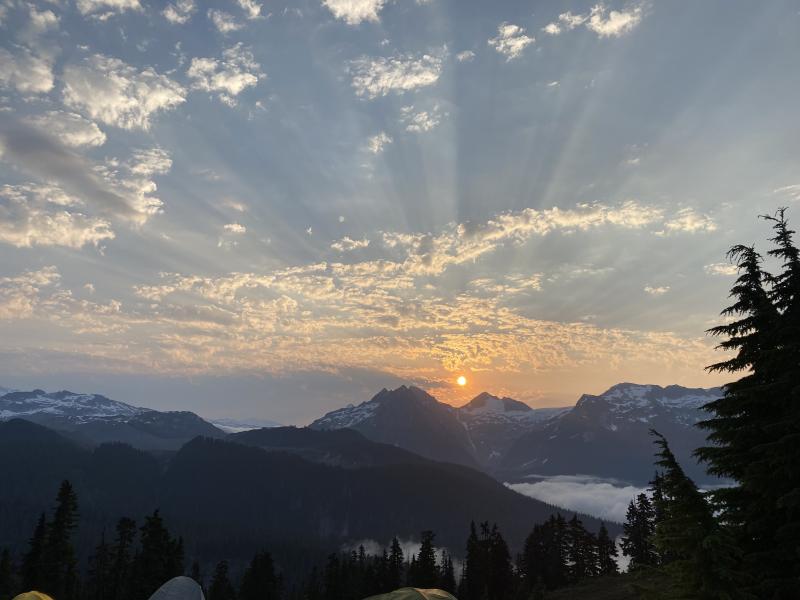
xmin=457 ymin=375 xmax=467 ymax=386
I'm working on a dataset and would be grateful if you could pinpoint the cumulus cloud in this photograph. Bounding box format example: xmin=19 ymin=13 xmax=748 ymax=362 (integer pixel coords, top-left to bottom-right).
xmin=237 ymin=0 xmax=264 ymax=19
xmin=0 ymin=184 xmax=114 ymax=249
xmin=163 ymin=0 xmax=196 ymax=24
xmin=25 ymin=111 xmax=106 ymax=148
xmin=349 ymin=51 xmax=444 ymax=99
xmin=543 ymin=3 xmax=643 ymax=38
xmin=0 ymin=47 xmax=54 ymax=94
xmin=331 ymin=236 xmax=370 ymax=252
xmin=704 ymin=263 xmax=738 ymax=277
xmin=224 ymin=223 xmax=247 ymax=234
xmin=322 ymin=0 xmax=385 ymax=25
xmin=367 ymin=131 xmax=392 ymax=154
xmin=455 ymin=50 xmax=475 ymax=62
xmin=129 ymin=148 xmax=172 ymax=176
xmin=187 ymin=44 xmax=264 ymax=106
xmin=400 ymin=104 xmax=445 ymax=132
xmin=62 ymin=54 xmax=185 ymax=130
xmin=76 ymin=0 xmax=142 ymax=19
xmin=0 ymin=266 xmax=61 ymax=320
xmin=508 ymin=476 xmax=646 ymax=522
xmin=208 ymin=9 xmax=242 ymax=33
xmin=662 ymin=208 xmax=716 ymax=233
xmin=644 ymin=285 xmax=669 ymax=296
xmin=488 ymin=23 xmax=534 ymax=61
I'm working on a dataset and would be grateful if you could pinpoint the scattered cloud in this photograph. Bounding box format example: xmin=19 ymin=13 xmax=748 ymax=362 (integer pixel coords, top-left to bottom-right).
xmin=455 ymin=50 xmax=475 ymax=62
xmin=488 ymin=23 xmax=534 ymax=61
xmin=662 ymin=208 xmax=716 ymax=233
xmin=508 ymin=476 xmax=646 ymax=522
xmin=644 ymin=285 xmax=669 ymax=296
xmin=237 ymin=0 xmax=264 ymax=19
xmin=25 ymin=111 xmax=106 ymax=148
xmin=76 ymin=0 xmax=142 ymax=19
xmin=187 ymin=44 xmax=264 ymax=106
xmin=0 ymin=47 xmax=54 ymax=94
xmin=774 ymin=184 xmax=800 ymax=202
xmin=331 ymin=236 xmax=370 ymax=252
xmin=367 ymin=131 xmax=392 ymax=154
xmin=163 ymin=0 xmax=196 ymax=24
xmin=208 ymin=9 xmax=243 ymax=33
xmin=543 ymin=3 xmax=644 ymax=39
xmin=222 ymin=198 xmax=248 ymax=212
xmin=129 ymin=148 xmax=172 ymax=176
xmin=704 ymin=263 xmax=738 ymax=277
xmin=400 ymin=104 xmax=445 ymax=132
xmin=0 ymin=266 xmax=61 ymax=320
xmin=224 ymin=223 xmax=247 ymax=234
xmin=349 ymin=51 xmax=444 ymax=99
xmin=62 ymin=54 xmax=185 ymax=130
xmin=322 ymin=0 xmax=385 ymax=25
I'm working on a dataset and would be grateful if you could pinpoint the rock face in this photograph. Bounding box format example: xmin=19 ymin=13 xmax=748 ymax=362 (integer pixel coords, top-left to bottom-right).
xmin=0 ymin=388 xmax=225 ymax=450
xmin=499 ymin=383 xmax=723 ymax=484
xmin=311 ymin=385 xmax=479 ymax=467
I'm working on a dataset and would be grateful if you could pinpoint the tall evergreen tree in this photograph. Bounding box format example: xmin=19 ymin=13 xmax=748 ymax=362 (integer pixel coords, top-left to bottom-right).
xmin=487 ymin=524 xmax=513 ymax=600
xmin=208 ymin=561 xmax=237 ymax=600
xmin=411 ymin=531 xmax=438 ymax=589
xmin=565 ymin=515 xmax=597 ymax=582
xmin=387 ymin=538 xmax=404 ymax=591
xmin=131 ymin=510 xmax=184 ymax=600
xmin=110 ymin=517 xmax=137 ymax=600
xmin=438 ymin=551 xmax=456 ymax=594
xmin=596 ymin=524 xmax=618 ymax=577
xmin=621 ymin=494 xmax=657 ymax=570
xmin=0 ymin=548 xmax=15 ymax=600
xmin=40 ymin=480 xmax=80 ymax=600
xmin=240 ymin=551 xmax=280 ymax=600
xmin=86 ymin=531 xmax=113 ymax=600
xmin=651 ymin=431 xmax=741 ymax=599
xmin=21 ymin=513 xmax=47 ymax=591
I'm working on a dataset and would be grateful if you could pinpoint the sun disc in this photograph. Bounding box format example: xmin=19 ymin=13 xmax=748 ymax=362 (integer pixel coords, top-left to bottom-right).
xmin=457 ymin=375 xmax=467 ymax=386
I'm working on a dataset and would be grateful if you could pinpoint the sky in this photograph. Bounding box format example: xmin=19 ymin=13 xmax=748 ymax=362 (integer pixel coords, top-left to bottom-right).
xmin=1 ymin=0 xmax=799 ymax=424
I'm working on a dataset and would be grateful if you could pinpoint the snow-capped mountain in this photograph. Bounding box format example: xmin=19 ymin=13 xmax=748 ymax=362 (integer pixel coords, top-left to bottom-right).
xmin=0 ymin=388 xmax=225 ymax=450
xmin=209 ymin=417 xmax=283 ymax=434
xmin=0 ymin=389 xmax=145 ymax=423
xmin=456 ymin=392 xmax=569 ymax=466
xmin=500 ymin=383 xmax=723 ymax=485
xmin=310 ymin=385 xmax=479 ymax=467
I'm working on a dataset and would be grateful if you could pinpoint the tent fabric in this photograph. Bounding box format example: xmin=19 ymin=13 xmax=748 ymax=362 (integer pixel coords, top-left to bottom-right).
xmin=148 ymin=576 xmax=206 ymax=600
xmin=12 ymin=593 xmax=55 ymax=600
xmin=364 ymin=588 xmax=458 ymax=600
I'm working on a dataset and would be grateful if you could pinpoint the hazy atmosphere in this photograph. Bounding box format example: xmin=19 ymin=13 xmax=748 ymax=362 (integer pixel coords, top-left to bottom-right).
xmin=2 ymin=0 xmax=799 ymax=423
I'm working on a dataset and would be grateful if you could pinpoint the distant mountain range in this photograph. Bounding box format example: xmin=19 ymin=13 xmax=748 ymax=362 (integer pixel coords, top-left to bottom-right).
xmin=1 ymin=381 xmax=722 ymax=484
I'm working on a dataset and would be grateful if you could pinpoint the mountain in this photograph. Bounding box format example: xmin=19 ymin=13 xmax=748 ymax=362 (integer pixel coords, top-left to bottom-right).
xmin=499 ymin=383 xmax=723 ymax=484
xmin=310 ymin=385 xmax=478 ymax=467
xmin=0 ymin=419 xmax=614 ymax=566
xmin=210 ymin=417 xmax=283 ymax=433
xmin=0 ymin=388 xmax=226 ymax=450
xmin=456 ymin=392 xmax=569 ymax=467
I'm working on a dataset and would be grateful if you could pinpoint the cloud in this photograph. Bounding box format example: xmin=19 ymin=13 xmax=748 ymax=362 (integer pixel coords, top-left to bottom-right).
xmin=163 ymin=0 xmax=196 ymax=24
xmin=644 ymin=285 xmax=669 ymax=296
xmin=187 ymin=44 xmax=264 ymax=106
xmin=662 ymin=208 xmax=716 ymax=233
xmin=25 ymin=111 xmax=106 ymax=148
xmin=349 ymin=51 xmax=444 ymax=99
xmin=508 ymin=476 xmax=646 ymax=522
xmin=237 ymin=0 xmax=264 ymax=19
xmin=222 ymin=198 xmax=248 ymax=212
xmin=76 ymin=0 xmax=142 ymax=19
xmin=0 ymin=266 xmax=61 ymax=320
xmin=322 ymin=0 xmax=385 ymax=25
xmin=455 ymin=50 xmax=475 ymax=62
xmin=62 ymin=54 xmax=186 ymax=130
xmin=488 ymin=23 xmax=534 ymax=61
xmin=331 ymin=236 xmax=370 ymax=252
xmin=774 ymin=184 xmax=800 ymax=201
xmin=208 ymin=9 xmax=242 ymax=33
xmin=0 ymin=47 xmax=54 ymax=94
xmin=0 ymin=184 xmax=115 ymax=249
xmin=400 ymin=104 xmax=445 ymax=132
xmin=26 ymin=5 xmax=59 ymax=34
xmin=367 ymin=131 xmax=392 ymax=154
xmin=129 ymin=148 xmax=172 ymax=176
xmin=704 ymin=263 xmax=738 ymax=277
xmin=0 ymin=118 xmax=166 ymax=225
xmin=543 ymin=3 xmax=644 ymax=39
xmin=224 ymin=223 xmax=247 ymax=234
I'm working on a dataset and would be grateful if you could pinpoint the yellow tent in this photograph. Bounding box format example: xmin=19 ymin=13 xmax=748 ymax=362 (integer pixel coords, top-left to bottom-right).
xmin=364 ymin=588 xmax=458 ymax=600
xmin=12 ymin=593 xmax=55 ymax=600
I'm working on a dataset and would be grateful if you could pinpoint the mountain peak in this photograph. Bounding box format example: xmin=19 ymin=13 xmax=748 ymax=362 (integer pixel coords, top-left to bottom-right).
xmin=462 ymin=392 xmax=532 ymax=413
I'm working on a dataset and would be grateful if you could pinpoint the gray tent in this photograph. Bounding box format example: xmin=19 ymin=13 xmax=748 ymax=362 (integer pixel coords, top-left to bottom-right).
xmin=364 ymin=588 xmax=458 ymax=600
xmin=148 ymin=576 xmax=205 ymax=600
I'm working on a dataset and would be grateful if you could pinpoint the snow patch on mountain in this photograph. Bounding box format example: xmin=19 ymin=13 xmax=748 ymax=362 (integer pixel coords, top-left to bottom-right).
xmin=0 ymin=389 xmax=145 ymax=423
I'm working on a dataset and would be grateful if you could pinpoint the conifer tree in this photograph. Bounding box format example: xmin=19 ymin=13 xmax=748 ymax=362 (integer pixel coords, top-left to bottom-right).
xmin=240 ymin=551 xmax=280 ymax=600
xmin=208 ymin=560 xmax=237 ymax=600
xmin=651 ymin=431 xmax=741 ymax=599
xmin=131 ymin=510 xmax=184 ymax=600
xmin=487 ymin=524 xmax=513 ymax=600
xmin=462 ymin=522 xmax=484 ymax=600
xmin=596 ymin=524 xmax=618 ymax=576
xmin=413 ymin=531 xmax=438 ymax=588
xmin=86 ymin=531 xmax=113 ymax=600
xmin=0 ymin=548 xmax=15 ymax=600
xmin=40 ymin=480 xmax=80 ymax=600
xmin=21 ymin=513 xmax=47 ymax=591
xmin=621 ymin=494 xmax=657 ymax=570
xmin=438 ymin=551 xmax=456 ymax=594
xmin=387 ymin=538 xmax=404 ymax=591
xmin=110 ymin=517 xmax=137 ymax=600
